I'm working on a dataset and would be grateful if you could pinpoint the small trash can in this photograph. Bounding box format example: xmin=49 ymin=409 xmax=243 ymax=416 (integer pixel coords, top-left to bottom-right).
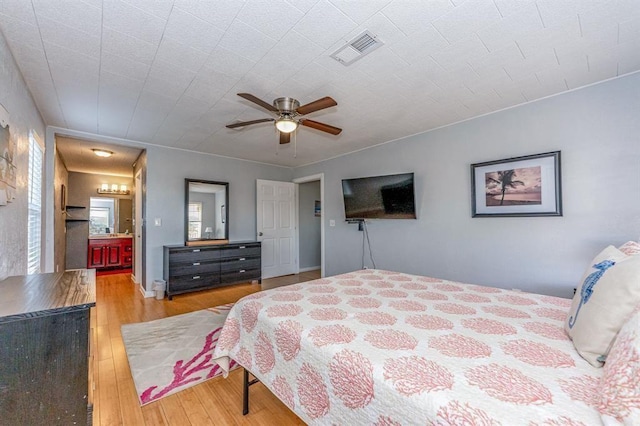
xmin=153 ymin=279 xmax=166 ymax=300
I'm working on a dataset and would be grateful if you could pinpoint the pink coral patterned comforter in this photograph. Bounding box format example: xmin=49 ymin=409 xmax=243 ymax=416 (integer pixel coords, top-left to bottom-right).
xmin=212 ymin=269 xmax=602 ymax=425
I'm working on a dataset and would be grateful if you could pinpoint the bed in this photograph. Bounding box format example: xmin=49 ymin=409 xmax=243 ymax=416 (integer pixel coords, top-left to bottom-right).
xmin=212 ymin=269 xmax=602 ymax=425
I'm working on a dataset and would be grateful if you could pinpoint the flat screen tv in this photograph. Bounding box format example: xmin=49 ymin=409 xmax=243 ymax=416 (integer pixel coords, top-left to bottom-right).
xmin=342 ymin=172 xmax=416 ymax=220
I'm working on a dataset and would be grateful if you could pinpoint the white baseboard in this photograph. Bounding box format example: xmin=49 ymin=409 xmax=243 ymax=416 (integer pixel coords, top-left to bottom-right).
xmin=131 ymin=275 xmax=154 ymax=297
xmin=139 ymin=283 xmax=154 ymax=298
xmin=299 ymin=266 xmax=321 ymax=273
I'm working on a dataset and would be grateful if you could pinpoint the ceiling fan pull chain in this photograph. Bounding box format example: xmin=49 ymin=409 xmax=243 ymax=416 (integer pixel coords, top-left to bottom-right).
xmin=294 ymin=130 xmax=297 ymax=158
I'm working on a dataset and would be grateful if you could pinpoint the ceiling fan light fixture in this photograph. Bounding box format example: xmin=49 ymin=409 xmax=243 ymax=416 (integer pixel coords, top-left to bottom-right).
xmin=92 ymin=149 xmax=113 ymax=158
xmin=275 ymin=117 xmax=298 ymax=133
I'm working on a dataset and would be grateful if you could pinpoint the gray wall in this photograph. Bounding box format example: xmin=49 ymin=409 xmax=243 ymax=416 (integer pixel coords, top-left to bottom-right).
xmin=295 ymin=72 xmax=640 ymax=298
xmin=144 ymin=147 xmax=292 ymax=291
xmin=66 ymin=172 xmax=133 ymax=269
xmin=299 ymin=181 xmax=321 ymax=270
xmin=0 ymin=31 xmax=46 ymax=280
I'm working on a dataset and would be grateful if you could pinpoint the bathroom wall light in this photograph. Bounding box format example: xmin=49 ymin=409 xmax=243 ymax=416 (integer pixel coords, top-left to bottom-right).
xmin=97 ymin=183 xmax=130 ymax=195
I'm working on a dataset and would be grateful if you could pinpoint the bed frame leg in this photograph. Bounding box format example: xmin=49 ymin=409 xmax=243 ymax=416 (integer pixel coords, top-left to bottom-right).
xmin=243 ymin=368 xmax=250 ymax=415
xmin=242 ymin=368 xmax=261 ymax=416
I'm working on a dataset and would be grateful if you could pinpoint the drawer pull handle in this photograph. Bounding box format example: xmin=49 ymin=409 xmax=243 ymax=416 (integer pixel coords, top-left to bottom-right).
xmin=239 ymin=246 xmax=246 ymax=249
xmin=193 ymin=262 xmax=200 ymax=266
xmin=193 ymin=276 xmax=201 ymax=279
xmin=239 ymin=270 xmax=245 ymax=273
xmin=193 ymin=249 xmax=200 ymax=252
xmin=239 ymin=258 xmax=246 ymax=261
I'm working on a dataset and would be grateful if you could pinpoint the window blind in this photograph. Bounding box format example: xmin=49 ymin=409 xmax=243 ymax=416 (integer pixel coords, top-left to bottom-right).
xmin=27 ymin=132 xmax=43 ymax=274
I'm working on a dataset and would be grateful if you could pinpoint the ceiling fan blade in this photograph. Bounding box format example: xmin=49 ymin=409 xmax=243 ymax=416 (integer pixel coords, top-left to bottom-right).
xmin=226 ymin=118 xmax=274 ymax=129
xmin=300 ymin=119 xmax=342 ymax=135
xmin=279 ymin=132 xmax=291 ymax=145
xmin=296 ymin=96 xmax=337 ymax=115
xmin=237 ymin=93 xmax=278 ymax=112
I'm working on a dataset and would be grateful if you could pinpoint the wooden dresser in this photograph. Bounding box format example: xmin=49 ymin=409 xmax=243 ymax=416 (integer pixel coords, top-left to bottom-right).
xmin=0 ymin=269 xmax=96 ymax=425
xmin=163 ymin=241 xmax=261 ymax=299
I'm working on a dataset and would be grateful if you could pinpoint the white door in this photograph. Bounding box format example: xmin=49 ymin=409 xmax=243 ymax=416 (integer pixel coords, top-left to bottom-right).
xmin=257 ymin=179 xmax=297 ymax=279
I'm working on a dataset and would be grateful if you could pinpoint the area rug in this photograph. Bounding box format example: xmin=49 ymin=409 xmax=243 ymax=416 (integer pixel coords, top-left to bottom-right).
xmin=121 ymin=304 xmax=237 ymax=405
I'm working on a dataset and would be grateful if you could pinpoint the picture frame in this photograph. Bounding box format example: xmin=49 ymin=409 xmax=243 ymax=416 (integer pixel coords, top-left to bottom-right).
xmin=0 ymin=105 xmax=15 ymax=206
xmin=471 ymin=151 xmax=562 ymax=217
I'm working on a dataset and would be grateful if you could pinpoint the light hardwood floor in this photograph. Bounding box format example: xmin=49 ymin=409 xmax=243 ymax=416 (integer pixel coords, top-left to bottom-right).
xmin=92 ymin=270 xmax=320 ymax=425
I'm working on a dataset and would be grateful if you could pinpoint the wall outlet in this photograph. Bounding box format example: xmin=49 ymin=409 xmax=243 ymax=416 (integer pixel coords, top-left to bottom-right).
xmin=154 ymin=218 xmax=162 ymax=226
xmin=329 ymin=220 xmax=335 ymax=227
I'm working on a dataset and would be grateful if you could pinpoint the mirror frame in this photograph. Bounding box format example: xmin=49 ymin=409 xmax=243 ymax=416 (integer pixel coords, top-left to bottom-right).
xmin=185 ymin=178 xmax=229 ymax=245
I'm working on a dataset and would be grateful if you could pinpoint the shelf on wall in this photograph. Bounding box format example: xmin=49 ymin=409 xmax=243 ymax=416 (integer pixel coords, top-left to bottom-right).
xmin=65 ymin=205 xmax=86 ymax=209
xmin=65 ymin=219 xmax=89 ymax=222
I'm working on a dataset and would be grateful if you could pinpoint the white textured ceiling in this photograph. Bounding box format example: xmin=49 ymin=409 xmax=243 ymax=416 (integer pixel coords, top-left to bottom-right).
xmin=1 ymin=0 xmax=639 ymax=168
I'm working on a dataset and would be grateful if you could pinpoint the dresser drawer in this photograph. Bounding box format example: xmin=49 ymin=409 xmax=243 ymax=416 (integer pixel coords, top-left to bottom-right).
xmin=221 ymin=258 xmax=261 ymax=273
xmin=221 ymin=268 xmax=261 ymax=284
xmin=221 ymin=245 xmax=261 ymax=259
xmin=169 ymin=261 xmax=220 ymax=277
xmin=169 ymin=248 xmax=221 ymax=264
xmin=169 ymin=274 xmax=221 ymax=292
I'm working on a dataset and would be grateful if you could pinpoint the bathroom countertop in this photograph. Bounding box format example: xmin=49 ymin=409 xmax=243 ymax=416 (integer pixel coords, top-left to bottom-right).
xmin=89 ymin=234 xmax=133 ymax=239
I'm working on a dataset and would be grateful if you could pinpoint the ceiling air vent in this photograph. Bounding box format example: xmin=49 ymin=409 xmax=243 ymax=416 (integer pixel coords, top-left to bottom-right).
xmin=331 ymin=30 xmax=384 ymax=66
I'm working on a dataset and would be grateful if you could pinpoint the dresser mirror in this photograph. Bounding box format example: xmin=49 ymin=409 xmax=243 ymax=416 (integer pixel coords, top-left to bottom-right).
xmin=185 ymin=179 xmax=229 ymax=245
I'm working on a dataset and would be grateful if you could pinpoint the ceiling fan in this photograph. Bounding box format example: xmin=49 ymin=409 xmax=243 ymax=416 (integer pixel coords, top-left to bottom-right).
xmin=226 ymin=93 xmax=342 ymax=145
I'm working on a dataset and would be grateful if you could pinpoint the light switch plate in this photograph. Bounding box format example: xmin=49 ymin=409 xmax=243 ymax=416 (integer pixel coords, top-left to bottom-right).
xmin=329 ymin=220 xmax=335 ymax=227
xmin=154 ymin=218 xmax=162 ymax=226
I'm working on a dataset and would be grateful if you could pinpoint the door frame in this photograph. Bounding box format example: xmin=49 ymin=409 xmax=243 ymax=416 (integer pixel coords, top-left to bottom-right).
xmin=133 ymin=168 xmax=143 ymax=285
xmin=293 ymin=173 xmax=324 ymax=278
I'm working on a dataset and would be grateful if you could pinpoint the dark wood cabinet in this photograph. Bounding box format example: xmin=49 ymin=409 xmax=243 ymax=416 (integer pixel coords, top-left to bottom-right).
xmin=0 ymin=270 xmax=96 ymax=425
xmin=88 ymin=237 xmax=132 ymax=271
xmin=163 ymin=241 xmax=261 ymax=299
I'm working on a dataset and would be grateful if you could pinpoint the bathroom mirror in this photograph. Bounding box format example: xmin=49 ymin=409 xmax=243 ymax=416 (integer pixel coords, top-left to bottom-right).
xmin=89 ymin=197 xmax=133 ymax=235
xmin=185 ymin=179 xmax=229 ymax=244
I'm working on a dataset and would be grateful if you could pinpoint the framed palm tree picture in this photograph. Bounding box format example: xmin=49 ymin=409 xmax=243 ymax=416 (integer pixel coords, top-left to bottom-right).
xmin=471 ymin=151 xmax=562 ymax=217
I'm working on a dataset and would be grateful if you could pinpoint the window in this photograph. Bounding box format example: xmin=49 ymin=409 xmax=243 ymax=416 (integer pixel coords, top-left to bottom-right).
xmin=188 ymin=202 xmax=202 ymax=239
xmin=27 ymin=131 xmax=43 ymax=274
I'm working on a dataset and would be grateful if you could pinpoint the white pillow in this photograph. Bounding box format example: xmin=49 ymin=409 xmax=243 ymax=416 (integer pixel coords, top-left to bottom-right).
xmin=619 ymin=241 xmax=640 ymax=256
xmin=565 ymin=245 xmax=640 ymax=367
xmin=598 ymin=310 xmax=640 ymax=425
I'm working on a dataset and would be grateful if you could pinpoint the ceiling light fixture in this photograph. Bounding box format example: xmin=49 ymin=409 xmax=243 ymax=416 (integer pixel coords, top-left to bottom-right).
xmin=92 ymin=149 xmax=113 ymax=158
xmin=275 ymin=116 xmax=298 ymax=133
